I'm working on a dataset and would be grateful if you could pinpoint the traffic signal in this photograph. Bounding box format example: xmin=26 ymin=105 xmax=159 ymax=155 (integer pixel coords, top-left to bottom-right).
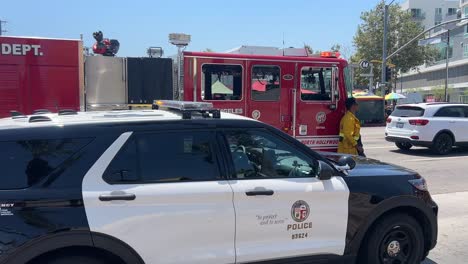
xmin=385 ymin=67 xmax=392 ymax=82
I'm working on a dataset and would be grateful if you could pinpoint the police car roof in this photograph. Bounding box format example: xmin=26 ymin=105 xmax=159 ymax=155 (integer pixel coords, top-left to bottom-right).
xmin=0 ymin=109 xmax=255 ymax=131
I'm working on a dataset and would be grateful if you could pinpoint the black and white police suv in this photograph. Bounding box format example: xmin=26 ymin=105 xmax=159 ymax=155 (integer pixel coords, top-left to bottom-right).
xmin=0 ymin=101 xmax=437 ymax=264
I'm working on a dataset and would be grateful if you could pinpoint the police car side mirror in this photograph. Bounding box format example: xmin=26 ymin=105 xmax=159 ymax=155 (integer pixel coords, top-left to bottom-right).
xmin=338 ymin=155 xmax=356 ymax=170
xmin=317 ymin=161 xmax=334 ymax=181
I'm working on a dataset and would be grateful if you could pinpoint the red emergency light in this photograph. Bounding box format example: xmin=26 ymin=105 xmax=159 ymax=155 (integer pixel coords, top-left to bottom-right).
xmin=320 ymin=51 xmax=340 ymax=58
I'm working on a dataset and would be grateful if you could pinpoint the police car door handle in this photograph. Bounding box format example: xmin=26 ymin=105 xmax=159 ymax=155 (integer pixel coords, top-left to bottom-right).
xmin=99 ymin=191 xmax=136 ymax=201
xmin=245 ymin=187 xmax=274 ymax=196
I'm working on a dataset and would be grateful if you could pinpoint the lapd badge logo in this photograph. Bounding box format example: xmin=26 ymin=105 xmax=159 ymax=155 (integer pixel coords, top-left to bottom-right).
xmin=316 ymin=112 xmax=326 ymax=124
xmin=291 ymin=200 xmax=310 ymax=222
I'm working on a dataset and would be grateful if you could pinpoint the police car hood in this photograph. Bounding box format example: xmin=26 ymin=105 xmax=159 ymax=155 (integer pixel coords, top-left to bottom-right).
xmin=318 ymin=152 xmax=417 ymax=177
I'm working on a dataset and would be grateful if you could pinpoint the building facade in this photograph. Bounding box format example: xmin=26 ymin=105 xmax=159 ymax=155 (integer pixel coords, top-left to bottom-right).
xmin=399 ymin=0 xmax=468 ymax=103
xmin=400 ymin=0 xmax=460 ymax=30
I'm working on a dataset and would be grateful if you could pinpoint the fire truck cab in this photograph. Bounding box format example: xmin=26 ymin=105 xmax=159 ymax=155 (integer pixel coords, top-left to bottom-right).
xmin=182 ymin=50 xmax=353 ymax=151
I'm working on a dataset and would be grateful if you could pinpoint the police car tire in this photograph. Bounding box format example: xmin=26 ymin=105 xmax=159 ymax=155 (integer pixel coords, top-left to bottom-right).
xmin=46 ymin=255 xmax=106 ymax=264
xmin=360 ymin=213 xmax=424 ymax=264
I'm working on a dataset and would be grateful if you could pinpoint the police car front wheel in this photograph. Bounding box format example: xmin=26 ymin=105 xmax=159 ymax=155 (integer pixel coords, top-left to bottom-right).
xmin=360 ymin=213 xmax=425 ymax=264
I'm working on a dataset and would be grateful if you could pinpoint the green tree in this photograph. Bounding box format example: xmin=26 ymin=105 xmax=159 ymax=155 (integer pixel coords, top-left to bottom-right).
xmin=353 ymin=1 xmax=437 ymax=86
xmin=330 ymin=44 xmax=341 ymax=52
xmin=304 ymin=44 xmax=322 ymax=56
xmin=431 ymin=86 xmax=446 ymax=101
xmin=304 ymin=44 xmax=313 ymax=55
xmin=330 ymin=44 xmax=352 ymax=60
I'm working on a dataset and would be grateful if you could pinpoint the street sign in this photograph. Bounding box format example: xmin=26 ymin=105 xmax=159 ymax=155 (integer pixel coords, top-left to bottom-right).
xmin=360 ymin=74 xmax=374 ymax=77
xmin=359 ymin=60 xmax=370 ymax=69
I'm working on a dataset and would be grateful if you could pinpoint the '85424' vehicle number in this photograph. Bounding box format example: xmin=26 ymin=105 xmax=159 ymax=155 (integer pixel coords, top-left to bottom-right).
xmin=292 ymin=233 xmax=308 ymax=240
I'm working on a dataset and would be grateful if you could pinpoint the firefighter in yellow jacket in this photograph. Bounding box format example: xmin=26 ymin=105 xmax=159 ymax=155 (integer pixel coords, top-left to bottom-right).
xmin=338 ymin=98 xmax=364 ymax=156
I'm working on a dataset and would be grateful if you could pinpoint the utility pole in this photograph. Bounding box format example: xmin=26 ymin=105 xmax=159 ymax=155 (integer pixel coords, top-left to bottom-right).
xmin=0 ymin=20 xmax=7 ymax=36
xmin=381 ymin=1 xmax=395 ymax=95
xmin=381 ymin=4 xmax=389 ymax=96
xmin=445 ymin=29 xmax=450 ymax=102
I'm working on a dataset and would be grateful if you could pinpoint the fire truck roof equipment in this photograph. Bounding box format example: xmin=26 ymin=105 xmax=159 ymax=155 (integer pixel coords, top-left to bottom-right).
xmin=92 ymin=31 xmax=120 ymax=56
xmin=169 ymin=33 xmax=191 ymax=46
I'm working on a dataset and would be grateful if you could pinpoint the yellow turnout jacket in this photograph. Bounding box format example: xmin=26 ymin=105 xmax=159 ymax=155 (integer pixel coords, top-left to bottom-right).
xmin=337 ymin=111 xmax=361 ymax=155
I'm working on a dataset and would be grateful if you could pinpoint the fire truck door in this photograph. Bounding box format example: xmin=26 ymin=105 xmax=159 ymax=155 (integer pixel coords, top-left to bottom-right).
xmin=247 ymin=63 xmax=294 ymax=132
xmin=293 ymin=64 xmax=340 ymax=151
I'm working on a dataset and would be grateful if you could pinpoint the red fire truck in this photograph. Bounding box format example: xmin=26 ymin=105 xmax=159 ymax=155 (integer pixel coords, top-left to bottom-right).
xmin=0 ymin=35 xmax=353 ymax=151
xmin=0 ymin=36 xmax=84 ymax=116
xmin=182 ymin=51 xmax=353 ymax=150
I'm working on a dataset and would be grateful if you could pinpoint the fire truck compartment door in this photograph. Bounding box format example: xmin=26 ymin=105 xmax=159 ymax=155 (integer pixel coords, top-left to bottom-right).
xmin=294 ymin=65 xmax=341 ymax=150
xmin=127 ymin=58 xmax=173 ymax=104
xmin=85 ymin=56 xmax=127 ymax=106
xmin=248 ymin=63 xmax=294 ymax=131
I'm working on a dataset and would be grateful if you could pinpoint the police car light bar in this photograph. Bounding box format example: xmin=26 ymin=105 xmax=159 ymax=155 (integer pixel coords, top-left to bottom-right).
xmin=153 ymin=100 xmax=220 ymax=119
xmin=153 ymin=100 xmax=214 ymax=111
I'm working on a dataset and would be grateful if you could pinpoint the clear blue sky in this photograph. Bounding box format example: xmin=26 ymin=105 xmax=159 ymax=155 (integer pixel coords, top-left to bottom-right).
xmin=1 ymin=0 xmax=388 ymax=57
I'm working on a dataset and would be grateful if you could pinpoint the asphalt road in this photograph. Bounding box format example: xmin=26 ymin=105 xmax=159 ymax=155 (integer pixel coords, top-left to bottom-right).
xmin=361 ymin=127 xmax=468 ymax=195
xmin=361 ymin=127 xmax=468 ymax=264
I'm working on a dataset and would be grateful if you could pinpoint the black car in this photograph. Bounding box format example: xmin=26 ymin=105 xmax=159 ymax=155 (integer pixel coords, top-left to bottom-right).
xmin=0 ymin=101 xmax=437 ymax=264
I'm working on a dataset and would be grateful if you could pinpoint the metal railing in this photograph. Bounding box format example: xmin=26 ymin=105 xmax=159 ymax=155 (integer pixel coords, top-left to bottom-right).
xmin=412 ymin=12 xmax=426 ymax=20
xmin=460 ymin=95 xmax=468 ymax=103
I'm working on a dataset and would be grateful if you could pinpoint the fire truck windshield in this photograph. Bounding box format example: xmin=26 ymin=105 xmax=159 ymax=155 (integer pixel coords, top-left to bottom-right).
xmin=300 ymin=67 xmax=332 ymax=101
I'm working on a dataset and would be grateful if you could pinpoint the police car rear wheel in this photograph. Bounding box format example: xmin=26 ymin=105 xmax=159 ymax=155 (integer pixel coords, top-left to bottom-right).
xmin=395 ymin=142 xmax=412 ymax=151
xmin=360 ymin=213 xmax=424 ymax=264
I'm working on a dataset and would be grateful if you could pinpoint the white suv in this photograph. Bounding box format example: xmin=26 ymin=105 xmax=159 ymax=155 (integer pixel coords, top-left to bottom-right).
xmin=386 ymin=103 xmax=468 ymax=154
